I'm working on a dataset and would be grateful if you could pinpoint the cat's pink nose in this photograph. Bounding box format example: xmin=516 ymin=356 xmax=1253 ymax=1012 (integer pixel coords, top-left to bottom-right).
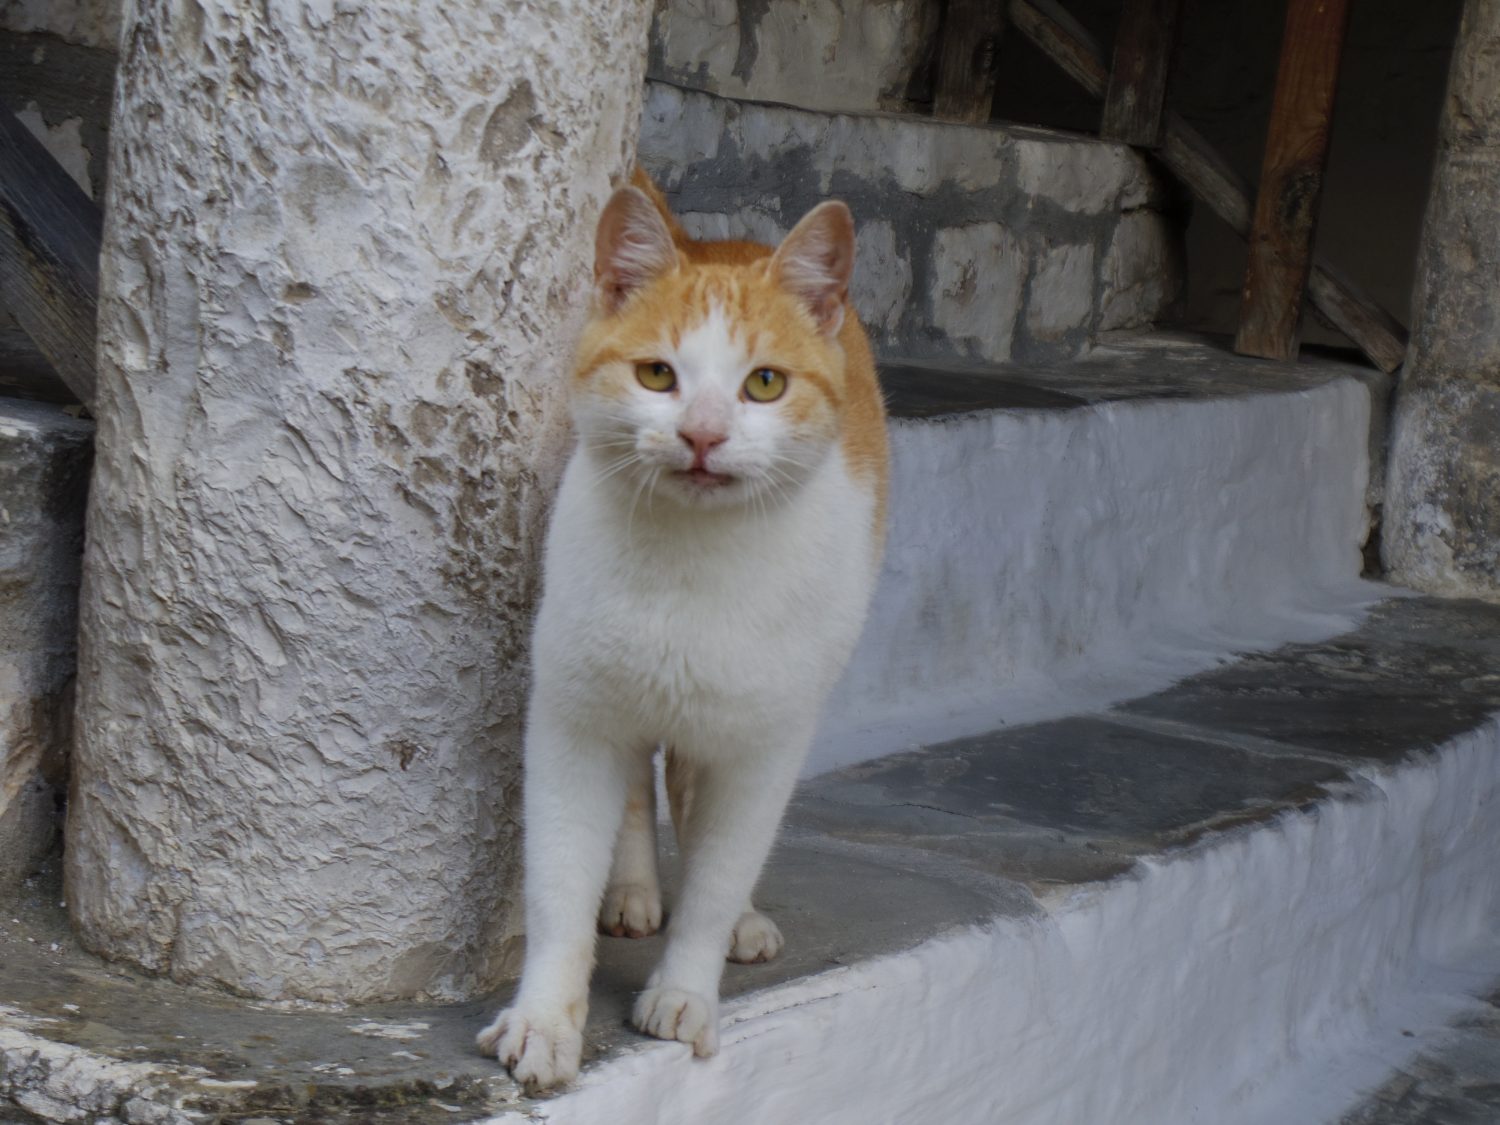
xmin=678 ymin=427 xmax=727 ymax=468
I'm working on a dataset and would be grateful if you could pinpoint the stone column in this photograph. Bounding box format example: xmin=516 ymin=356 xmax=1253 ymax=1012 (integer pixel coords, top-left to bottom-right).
xmin=1384 ymin=0 xmax=1500 ymax=598
xmin=68 ymin=0 xmax=651 ymax=1002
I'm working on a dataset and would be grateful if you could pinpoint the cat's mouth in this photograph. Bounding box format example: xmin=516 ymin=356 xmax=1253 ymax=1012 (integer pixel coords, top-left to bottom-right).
xmin=675 ymin=467 xmax=735 ymax=489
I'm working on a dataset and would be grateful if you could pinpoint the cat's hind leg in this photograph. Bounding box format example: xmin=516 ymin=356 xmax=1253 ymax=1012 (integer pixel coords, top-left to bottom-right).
xmin=667 ymin=751 xmax=784 ymax=965
xmin=598 ymin=749 xmax=662 ymax=938
xmin=729 ymin=907 xmax=783 ymax=964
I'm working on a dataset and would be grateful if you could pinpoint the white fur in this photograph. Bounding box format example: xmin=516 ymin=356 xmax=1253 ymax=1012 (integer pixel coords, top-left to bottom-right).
xmin=477 ymin=307 xmax=880 ymax=1091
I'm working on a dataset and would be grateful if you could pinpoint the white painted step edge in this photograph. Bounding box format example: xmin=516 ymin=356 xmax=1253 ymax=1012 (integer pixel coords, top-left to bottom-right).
xmin=814 ymin=374 xmax=1379 ymax=776
xmin=489 ymin=714 xmax=1500 ymax=1125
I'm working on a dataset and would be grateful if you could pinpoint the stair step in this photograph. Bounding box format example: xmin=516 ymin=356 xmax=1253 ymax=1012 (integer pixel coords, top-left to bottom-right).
xmin=4 ymin=595 xmax=1498 ymax=1122
xmin=818 ymin=330 xmax=1385 ymax=776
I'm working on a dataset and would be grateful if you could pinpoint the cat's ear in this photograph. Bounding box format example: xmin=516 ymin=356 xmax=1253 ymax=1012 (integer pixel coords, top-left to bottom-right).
xmin=771 ymin=201 xmax=855 ymax=337
xmin=595 ymin=186 xmax=679 ymax=314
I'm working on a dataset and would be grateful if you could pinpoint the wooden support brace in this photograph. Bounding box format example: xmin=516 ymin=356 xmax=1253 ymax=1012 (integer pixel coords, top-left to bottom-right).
xmin=0 ymin=101 xmax=101 ymax=409
xmin=1101 ymin=0 xmax=1183 ymax=148
xmin=933 ymin=0 xmax=1008 ymax=124
xmin=1007 ymin=0 xmax=1406 ymax=372
xmin=1235 ymin=0 xmax=1351 ymax=363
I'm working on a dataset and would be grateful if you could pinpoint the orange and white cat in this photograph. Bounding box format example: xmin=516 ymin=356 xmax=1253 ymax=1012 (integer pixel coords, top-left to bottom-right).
xmin=477 ymin=173 xmax=888 ymax=1091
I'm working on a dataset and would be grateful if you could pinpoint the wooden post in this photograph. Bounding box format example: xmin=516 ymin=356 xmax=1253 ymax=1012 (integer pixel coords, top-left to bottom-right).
xmin=0 ymin=103 xmax=100 ymax=410
xmin=1101 ymin=0 xmax=1183 ymax=148
xmin=933 ymin=0 xmax=1008 ymax=124
xmin=1006 ymin=0 xmax=1405 ymax=373
xmin=1235 ymin=0 xmax=1351 ymax=362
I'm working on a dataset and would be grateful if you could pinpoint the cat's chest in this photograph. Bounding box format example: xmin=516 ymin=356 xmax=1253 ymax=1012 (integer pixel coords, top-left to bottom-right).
xmin=537 ymin=467 xmax=875 ymax=731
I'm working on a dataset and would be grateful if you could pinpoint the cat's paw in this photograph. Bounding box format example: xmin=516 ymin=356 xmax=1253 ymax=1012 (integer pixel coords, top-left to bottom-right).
xmin=598 ymin=882 xmax=662 ymax=938
xmin=475 ymin=1005 xmax=582 ymax=1093
xmin=632 ymin=986 xmax=720 ymax=1057
xmin=728 ymin=909 xmax=783 ymax=963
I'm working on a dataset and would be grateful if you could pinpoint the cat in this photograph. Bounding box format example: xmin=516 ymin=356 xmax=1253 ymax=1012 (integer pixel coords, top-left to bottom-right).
xmin=476 ymin=171 xmax=888 ymax=1092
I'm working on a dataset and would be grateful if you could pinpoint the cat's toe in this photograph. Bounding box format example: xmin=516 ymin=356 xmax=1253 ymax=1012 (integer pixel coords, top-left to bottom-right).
xmin=728 ymin=909 xmax=783 ymax=963
xmin=632 ymin=986 xmax=719 ymax=1057
xmin=598 ymin=882 xmax=663 ymax=937
xmin=476 ymin=1006 xmax=582 ymax=1093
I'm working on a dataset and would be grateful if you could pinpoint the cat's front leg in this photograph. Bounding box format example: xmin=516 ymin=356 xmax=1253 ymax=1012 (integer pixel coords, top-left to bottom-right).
xmin=633 ymin=739 xmax=807 ymax=1057
xmin=477 ymin=713 xmax=632 ymax=1093
xmin=598 ymin=749 xmax=662 ymax=938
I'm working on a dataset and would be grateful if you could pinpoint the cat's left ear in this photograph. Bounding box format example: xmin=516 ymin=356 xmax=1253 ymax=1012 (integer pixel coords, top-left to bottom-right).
xmin=771 ymin=201 xmax=856 ymax=337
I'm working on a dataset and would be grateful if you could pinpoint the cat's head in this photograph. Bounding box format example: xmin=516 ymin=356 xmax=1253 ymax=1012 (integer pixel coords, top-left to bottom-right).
xmin=569 ymin=181 xmax=858 ymax=511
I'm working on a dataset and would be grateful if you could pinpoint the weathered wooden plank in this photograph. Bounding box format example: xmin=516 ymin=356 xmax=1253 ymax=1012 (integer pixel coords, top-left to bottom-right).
xmin=1101 ymin=0 xmax=1183 ymax=148
xmin=0 ymin=101 xmax=101 ymax=408
xmin=1008 ymin=0 xmax=1108 ymax=97
xmin=1235 ymin=0 xmax=1352 ymax=363
xmin=1007 ymin=0 xmax=1407 ymax=372
xmin=0 ymin=322 xmax=73 ymax=403
xmin=932 ymin=0 xmax=1008 ymax=123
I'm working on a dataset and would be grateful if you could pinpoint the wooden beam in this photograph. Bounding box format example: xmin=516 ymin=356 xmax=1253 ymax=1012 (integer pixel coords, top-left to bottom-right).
xmin=933 ymin=0 xmax=1008 ymax=124
xmin=1006 ymin=0 xmax=1408 ymax=372
xmin=0 ymin=100 xmax=101 ymax=409
xmin=1100 ymin=0 xmax=1183 ymax=148
xmin=1235 ymin=0 xmax=1351 ymax=363
xmin=0 ymin=322 xmax=73 ymax=403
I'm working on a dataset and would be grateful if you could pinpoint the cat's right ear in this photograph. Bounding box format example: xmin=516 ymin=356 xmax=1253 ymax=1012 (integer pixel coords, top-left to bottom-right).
xmin=595 ymin=186 xmax=679 ymax=314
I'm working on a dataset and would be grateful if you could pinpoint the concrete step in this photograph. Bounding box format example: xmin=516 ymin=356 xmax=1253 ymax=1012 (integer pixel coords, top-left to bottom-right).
xmin=638 ymin=80 xmax=1187 ymax=367
xmin=3 ymin=594 xmax=1498 ymax=1123
xmin=821 ymin=329 xmax=1386 ymax=776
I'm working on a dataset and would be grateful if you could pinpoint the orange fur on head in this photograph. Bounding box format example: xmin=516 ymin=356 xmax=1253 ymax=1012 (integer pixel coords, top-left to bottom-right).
xmin=577 ymin=170 xmax=889 ymax=528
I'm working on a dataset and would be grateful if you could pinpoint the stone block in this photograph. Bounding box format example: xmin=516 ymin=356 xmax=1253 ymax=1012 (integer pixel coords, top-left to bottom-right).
xmin=1025 ymin=240 xmax=1097 ymax=344
xmin=1099 ymin=210 xmax=1186 ymax=332
xmin=928 ymin=223 xmax=1024 ymax=362
xmin=0 ymin=398 xmax=92 ymax=889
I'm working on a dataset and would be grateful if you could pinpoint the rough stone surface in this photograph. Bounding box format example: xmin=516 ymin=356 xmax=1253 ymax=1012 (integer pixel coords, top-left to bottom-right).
xmin=1098 ymin=209 xmax=1186 ymax=332
xmin=637 ymin=81 xmax=1186 ymax=364
xmin=1384 ymin=0 xmax=1500 ymax=600
xmin=0 ymin=0 xmax=120 ymax=49
xmin=68 ymin=0 xmax=653 ymax=1004
xmin=0 ymin=399 xmax=91 ymax=891
xmin=1340 ymin=986 xmax=1500 ymax=1125
xmin=647 ymin=0 xmax=934 ymax=114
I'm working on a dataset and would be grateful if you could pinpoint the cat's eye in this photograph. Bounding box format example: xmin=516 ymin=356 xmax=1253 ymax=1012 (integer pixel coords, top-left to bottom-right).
xmin=743 ymin=368 xmax=788 ymax=403
xmin=635 ymin=361 xmax=676 ymax=392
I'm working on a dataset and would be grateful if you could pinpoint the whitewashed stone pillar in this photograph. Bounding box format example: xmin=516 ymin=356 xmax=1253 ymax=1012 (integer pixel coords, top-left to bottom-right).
xmin=1384 ymin=0 xmax=1500 ymax=598
xmin=68 ymin=0 xmax=652 ymax=1002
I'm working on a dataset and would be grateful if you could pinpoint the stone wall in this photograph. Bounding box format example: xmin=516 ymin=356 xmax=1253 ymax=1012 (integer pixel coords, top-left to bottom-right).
xmin=648 ymin=0 xmax=935 ymax=114
xmin=67 ymin=0 xmax=654 ymax=1003
xmin=638 ymin=81 xmax=1184 ymax=364
xmin=0 ymin=401 xmax=92 ymax=889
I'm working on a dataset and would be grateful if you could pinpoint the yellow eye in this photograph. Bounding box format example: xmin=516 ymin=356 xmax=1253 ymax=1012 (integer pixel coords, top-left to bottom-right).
xmin=743 ymin=367 xmax=787 ymax=403
xmin=635 ymin=361 xmax=676 ymax=392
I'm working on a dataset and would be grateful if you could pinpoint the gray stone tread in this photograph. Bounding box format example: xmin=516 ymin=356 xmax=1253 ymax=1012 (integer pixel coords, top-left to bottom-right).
xmin=3 ymin=593 xmax=1499 ymax=1121
xmin=1340 ymin=988 xmax=1500 ymax=1125
xmin=880 ymin=331 xmax=1380 ymax=419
